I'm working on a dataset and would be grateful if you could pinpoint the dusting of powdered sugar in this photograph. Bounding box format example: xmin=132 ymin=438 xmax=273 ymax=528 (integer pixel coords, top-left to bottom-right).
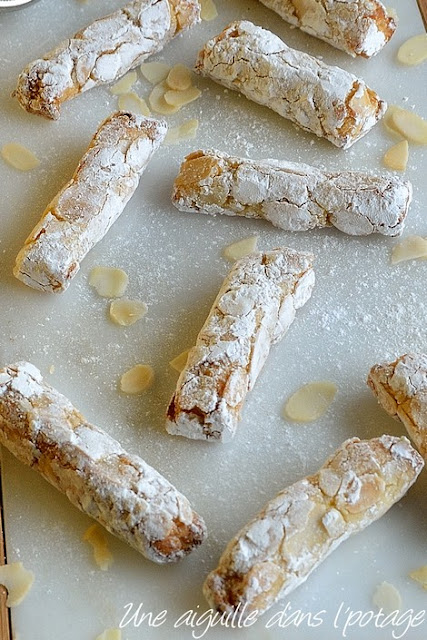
xmin=14 ymin=113 xmax=167 ymax=293
xmin=173 ymin=149 xmax=412 ymax=236
xmin=196 ymin=21 xmax=386 ymax=149
xmin=14 ymin=0 xmax=200 ymax=119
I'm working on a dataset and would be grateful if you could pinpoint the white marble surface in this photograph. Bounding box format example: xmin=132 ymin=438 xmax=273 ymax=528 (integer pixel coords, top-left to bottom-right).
xmin=0 ymin=1 xmax=426 ymax=638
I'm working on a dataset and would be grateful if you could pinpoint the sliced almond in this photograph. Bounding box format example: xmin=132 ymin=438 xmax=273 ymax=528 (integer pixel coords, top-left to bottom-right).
xmin=397 ymin=34 xmax=427 ymax=66
xmin=1 ymin=143 xmax=40 ymax=171
xmin=391 ymin=235 xmax=427 ymax=264
xmin=372 ymin=582 xmax=402 ymax=614
xmin=0 ymin=562 xmax=35 ymax=607
xmin=409 ymin=565 xmax=427 ymax=590
xmin=110 ymin=71 xmax=138 ymax=95
xmin=149 ymin=81 xmax=180 ymax=115
xmin=117 ymin=92 xmax=150 ymax=117
xmin=89 ymin=267 xmax=129 ymax=298
xmin=284 ymin=381 xmax=337 ymax=423
xmin=167 ymin=64 xmax=192 ymax=91
xmin=110 ymin=299 xmax=148 ymax=326
xmin=96 ymin=630 xmax=122 ymax=640
xmin=169 ymin=349 xmax=191 ymax=373
xmin=383 ymin=105 xmax=403 ymax=137
xmin=385 ymin=6 xmax=398 ymax=21
xmin=383 ymin=140 xmax=409 ymax=171
xmin=165 ymin=119 xmax=199 ymax=145
xmin=140 ymin=62 xmax=170 ymax=84
xmin=83 ymin=524 xmax=114 ymax=571
xmin=222 ymin=236 xmax=258 ymax=262
xmin=120 ymin=364 xmax=154 ymax=394
xmin=200 ymin=0 xmax=218 ymax=21
xmin=164 ymin=86 xmax=201 ymax=108
xmin=390 ymin=108 xmax=427 ymax=144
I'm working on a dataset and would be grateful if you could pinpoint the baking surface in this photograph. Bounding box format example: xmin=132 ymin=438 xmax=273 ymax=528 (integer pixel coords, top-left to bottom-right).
xmin=0 ymin=1 xmax=426 ymax=639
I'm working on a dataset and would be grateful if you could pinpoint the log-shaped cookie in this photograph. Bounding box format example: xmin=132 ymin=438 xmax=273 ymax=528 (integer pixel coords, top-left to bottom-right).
xmin=195 ymin=21 xmax=386 ymax=149
xmin=14 ymin=112 xmax=166 ymax=293
xmin=0 ymin=362 xmax=206 ymax=564
xmin=258 ymin=0 xmax=396 ymax=58
xmin=204 ymin=436 xmax=423 ymax=617
xmin=166 ymin=248 xmax=315 ymax=442
xmin=14 ymin=0 xmax=200 ymax=119
xmin=368 ymin=354 xmax=427 ymax=460
xmin=173 ymin=150 xmax=412 ymax=236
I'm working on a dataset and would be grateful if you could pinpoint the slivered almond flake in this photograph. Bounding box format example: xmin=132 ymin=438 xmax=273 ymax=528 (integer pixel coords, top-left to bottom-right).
xmin=117 ymin=92 xmax=150 ymax=116
xmin=110 ymin=71 xmax=137 ymax=95
xmin=1 ymin=143 xmax=40 ymax=171
xmin=149 ymin=81 xmax=180 ymax=115
xmin=96 ymin=630 xmax=122 ymax=640
xmin=385 ymin=6 xmax=398 ymax=21
xmin=120 ymin=364 xmax=154 ymax=394
xmin=165 ymin=119 xmax=199 ymax=145
xmin=110 ymin=299 xmax=148 ymax=326
xmin=83 ymin=524 xmax=114 ymax=571
xmin=409 ymin=565 xmax=427 ymax=590
xmin=89 ymin=267 xmax=129 ymax=298
xmin=383 ymin=140 xmax=409 ymax=171
xmin=397 ymin=34 xmax=427 ymax=66
xmin=383 ymin=105 xmax=402 ymax=137
xmin=170 ymin=349 xmax=191 ymax=373
xmin=391 ymin=235 xmax=427 ymax=264
xmin=200 ymin=0 xmax=218 ymax=21
xmin=164 ymin=86 xmax=201 ymax=107
xmin=284 ymin=381 xmax=337 ymax=423
xmin=0 ymin=563 xmax=35 ymax=607
xmin=140 ymin=62 xmax=171 ymax=84
xmin=167 ymin=64 xmax=192 ymax=91
xmin=372 ymin=582 xmax=402 ymax=614
xmin=390 ymin=108 xmax=427 ymax=144
xmin=222 ymin=236 xmax=258 ymax=262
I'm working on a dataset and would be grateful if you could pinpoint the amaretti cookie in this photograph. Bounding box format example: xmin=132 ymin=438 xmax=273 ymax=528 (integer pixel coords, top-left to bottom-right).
xmin=368 ymin=353 xmax=427 ymax=460
xmin=204 ymin=436 xmax=423 ymax=617
xmin=173 ymin=150 xmax=411 ymax=236
xmin=258 ymin=0 xmax=396 ymax=58
xmin=14 ymin=112 xmax=166 ymax=293
xmin=166 ymin=248 xmax=315 ymax=442
xmin=14 ymin=0 xmax=201 ymax=119
xmin=0 ymin=362 xmax=206 ymax=564
xmin=196 ymin=21 xmax=386 ymax=149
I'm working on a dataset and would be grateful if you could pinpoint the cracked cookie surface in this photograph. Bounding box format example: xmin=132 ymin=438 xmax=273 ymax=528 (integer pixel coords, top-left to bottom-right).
xmin=203 ymin=435 xmax=423 ymax=617
xmin=166 ymin=248 xmax=315 ymax=442
xmin=196 ymin=21 xmax=386 ymax=149
xmin=0 ymin=362 xmax=206 ymax=563
xmin=14 ymin=112 xmax=166 ymax=293
xmin=368 ymin=353 xmax=427 ymax=460
xmin=259 ymin=0 xmax=396 ymax=58
xmin=13 ymin=0 xmax=200 ymax=119
xmin=173 ymin=150 xmax=412 ymax=236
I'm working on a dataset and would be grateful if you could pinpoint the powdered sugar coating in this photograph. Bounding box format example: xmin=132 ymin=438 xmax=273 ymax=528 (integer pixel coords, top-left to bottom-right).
xmin=166 ymin=248 xmax=315 ymax=442
xmin=13 ymin=112 xmax=167 ymax=293
xmin=259 ymin=0 xmax=396 ymax=58
xmin=368 ymin=353 xmax=427 ymax=460
xmin=203 ymin=435 xmax=423 ymax=618
xmin=0 ymin=362 xmax=206 ymax=564
xmin=13 ymin=0 xmax=201 ymax=119
xmin=173 ymin=150 xmax=412 ymax=236
xmin=196 ymin=21 xmax=386 ymax=149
